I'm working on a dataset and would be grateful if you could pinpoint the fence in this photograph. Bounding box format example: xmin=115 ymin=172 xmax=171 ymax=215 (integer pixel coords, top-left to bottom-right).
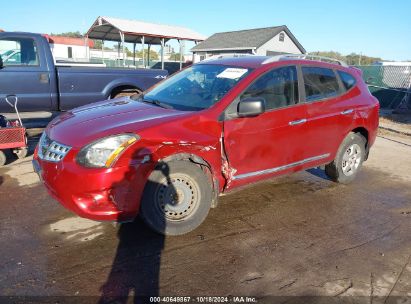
xmin=356 ymin=65 xmax=411 ymax=109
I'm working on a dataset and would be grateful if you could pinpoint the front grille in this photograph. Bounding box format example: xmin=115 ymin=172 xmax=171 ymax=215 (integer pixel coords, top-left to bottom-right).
xmin=38 ymin=132 xmax=71 ymax=162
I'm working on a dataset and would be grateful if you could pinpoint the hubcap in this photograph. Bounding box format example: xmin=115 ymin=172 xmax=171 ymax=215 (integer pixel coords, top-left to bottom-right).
xmin=154 ymin=174 xmax=200 ymax=221
xmin=342 ymin=143 xmax=362 ymax=176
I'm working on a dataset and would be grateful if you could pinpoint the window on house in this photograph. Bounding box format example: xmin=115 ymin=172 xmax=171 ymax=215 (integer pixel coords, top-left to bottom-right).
xmin=279 ymin=32 xmax=285 ymax=42
xmin=68 ymin=47 xmax=73 ymax=58
xmin=302 ymin=67 xmax=340 ymax=102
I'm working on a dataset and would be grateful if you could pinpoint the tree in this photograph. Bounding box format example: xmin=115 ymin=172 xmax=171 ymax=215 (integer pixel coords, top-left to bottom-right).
xmin=136 ymin=49 xmax=159 ymax=61
xmin=308 ymin=51 xmax=382 ymax=66
xmin=50 ymin=31 xmax=83 ymax=38
xmin=168 ymin=52 xmax=185 ymax=62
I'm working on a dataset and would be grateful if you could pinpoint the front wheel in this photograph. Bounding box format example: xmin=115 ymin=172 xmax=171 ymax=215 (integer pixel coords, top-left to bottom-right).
xmin=325 ymin=133 xmax=366 ymax=184
xmin=140 ymin=160 xmax=212 ymax=235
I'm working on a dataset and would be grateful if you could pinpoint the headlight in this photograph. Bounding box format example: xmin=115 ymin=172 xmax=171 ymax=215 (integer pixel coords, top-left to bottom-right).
xmin=77 ymin=134 xmax=139 ymax=168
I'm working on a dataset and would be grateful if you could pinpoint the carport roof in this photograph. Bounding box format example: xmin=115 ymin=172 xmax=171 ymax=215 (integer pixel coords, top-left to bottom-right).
xmin=86 ymin=16 xmax=206 ymax=45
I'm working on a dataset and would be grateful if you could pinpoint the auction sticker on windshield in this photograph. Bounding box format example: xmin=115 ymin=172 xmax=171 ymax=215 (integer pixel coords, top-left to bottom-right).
xmin=216 ymin=68 xmax=248 ymax=79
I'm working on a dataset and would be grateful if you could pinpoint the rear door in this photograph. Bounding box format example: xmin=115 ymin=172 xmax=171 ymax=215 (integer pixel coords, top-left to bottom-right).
xmin=0 ymin=36 xmax=52 ymax=112
xmin=302 ymin=66 xmax=357 ymax=159
xmin=223 ymin=65 xmax=309 ymax=184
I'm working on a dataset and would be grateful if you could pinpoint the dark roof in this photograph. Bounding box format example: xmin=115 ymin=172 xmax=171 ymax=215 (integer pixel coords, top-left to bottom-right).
xmin=191 ymin=26 xmax=305 ymax=54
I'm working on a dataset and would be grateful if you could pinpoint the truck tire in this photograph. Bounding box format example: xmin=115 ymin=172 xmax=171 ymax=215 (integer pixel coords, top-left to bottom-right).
xmin=140 ymin=160 xmax=212 ymax=235
xmin=111 ymin=89 xmax=142 ymax=99
xmin=325 ymin=132 xmax=367 ymax=184
xmin=0 ymin=150 xmax=7 ymax=166
xmin=14 ymin=147 xmax=28 ymax=159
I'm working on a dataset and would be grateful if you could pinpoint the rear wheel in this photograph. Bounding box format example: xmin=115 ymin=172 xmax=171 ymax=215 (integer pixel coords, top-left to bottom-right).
xmin=111 ymin=88 xmax=142 ymax=99
xmin=0 ymin=150 xmax=7 ymax=166
xmin=325 ymin=132 xmax=366 ymax=184
xmin=14 ymin=147 xmax=28 ymax=159
xmin=140 ymin=160 xmax=212 ymax=235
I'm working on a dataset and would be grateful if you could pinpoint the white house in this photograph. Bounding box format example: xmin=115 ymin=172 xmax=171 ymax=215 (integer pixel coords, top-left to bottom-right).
xmin=191 ymin=25 xmax=305 ymax=61
xmin=45 ymin=35 xmax=94 ymax=61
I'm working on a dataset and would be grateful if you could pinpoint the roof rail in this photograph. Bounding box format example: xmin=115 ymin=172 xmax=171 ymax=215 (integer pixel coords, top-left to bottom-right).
xmin=262 ymin=54 xmax=348 ymax=67
xmin=201 ymin=53 xmax=255 ymax=62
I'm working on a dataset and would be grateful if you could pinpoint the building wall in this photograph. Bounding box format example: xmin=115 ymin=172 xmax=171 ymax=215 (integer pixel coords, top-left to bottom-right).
xmin=50 ymin=43 xmax=89 ymax=61
xmin=256 ymin=31 xmax=303 ymax=56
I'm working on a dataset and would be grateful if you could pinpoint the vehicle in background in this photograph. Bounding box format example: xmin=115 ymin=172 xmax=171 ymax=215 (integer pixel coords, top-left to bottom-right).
xmin=0 ymin=32 xmax=168 ymax=114
xmin=1 ymin=49 xmax=20 ymax=64
xmin=33 ymin=54 xmax=379 ymax=236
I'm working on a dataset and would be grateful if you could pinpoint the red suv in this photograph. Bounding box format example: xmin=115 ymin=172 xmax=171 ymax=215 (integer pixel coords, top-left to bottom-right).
xmin=33 ymin=55 xmax=379 ymax=235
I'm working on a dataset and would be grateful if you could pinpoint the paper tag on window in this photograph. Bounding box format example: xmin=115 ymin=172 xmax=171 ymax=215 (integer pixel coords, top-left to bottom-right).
xmin=217 ymin=68 xmax=248 ymax=79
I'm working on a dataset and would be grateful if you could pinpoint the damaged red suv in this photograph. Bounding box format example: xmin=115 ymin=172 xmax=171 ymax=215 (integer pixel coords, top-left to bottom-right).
xmin=33 ymin=55 xmax=379 ymax=235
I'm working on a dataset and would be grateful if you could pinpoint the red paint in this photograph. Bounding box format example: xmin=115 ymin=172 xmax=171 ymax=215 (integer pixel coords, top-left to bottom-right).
xmin=34 ymin=57 xmax=379 ymax=222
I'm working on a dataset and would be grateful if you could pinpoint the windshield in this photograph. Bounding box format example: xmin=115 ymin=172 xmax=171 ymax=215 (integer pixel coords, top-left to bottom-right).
xmin=136 ymin=64 xmax=252 ymax=111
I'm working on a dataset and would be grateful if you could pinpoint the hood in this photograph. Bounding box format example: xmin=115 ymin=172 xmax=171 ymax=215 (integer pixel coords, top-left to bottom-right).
xmin=47 ymin=98 xmax=187 ymax=147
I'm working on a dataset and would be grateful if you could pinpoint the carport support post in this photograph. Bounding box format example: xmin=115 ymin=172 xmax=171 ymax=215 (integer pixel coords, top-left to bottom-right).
xmin=179 ymin=40 xmax=184 ymax=70
xmin=147 ymin=44 xmax=151 ymax=67
xmin=141 ymin=36 xmax=145 ymax=68
xmin=101 ymin=40 xmax=104 ymax=63
xmin=119 ymin=30 xmax=125 ymax=67
xmin=161 ymin=38 xmax=165 ymax=70
xmin=133 ymin=42 xmax=136 ymax=67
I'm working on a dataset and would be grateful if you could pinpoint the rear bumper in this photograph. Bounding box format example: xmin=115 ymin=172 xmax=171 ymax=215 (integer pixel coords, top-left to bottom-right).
xmin=33 ymin=154 xmax=153 ymax=222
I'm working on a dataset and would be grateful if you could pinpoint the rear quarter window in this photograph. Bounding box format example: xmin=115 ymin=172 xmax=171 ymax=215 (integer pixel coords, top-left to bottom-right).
xmin=338 ymin=71 xmax=357 ymax=91
xmin=302 ymin=67 xmax=339 ymax=102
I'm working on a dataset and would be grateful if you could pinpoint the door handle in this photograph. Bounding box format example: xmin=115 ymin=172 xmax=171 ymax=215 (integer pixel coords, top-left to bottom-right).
xmin=341 ymin=109 xmax=354 ymax=115
xmin=289 ymin=118 xmax=307 ymax=126
xmin=39 ymin=73 xmax=49 ymax=84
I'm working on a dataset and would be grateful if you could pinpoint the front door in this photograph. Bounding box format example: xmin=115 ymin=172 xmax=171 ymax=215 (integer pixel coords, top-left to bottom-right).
xmin=0 ymin=36 xmax=52 ymax=112
xmin=223 ymin=65 xmax=309 ymax=185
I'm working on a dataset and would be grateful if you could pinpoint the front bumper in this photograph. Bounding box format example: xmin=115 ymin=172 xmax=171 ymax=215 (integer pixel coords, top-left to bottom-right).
xmin=33 ymin=151 xmax=153 ymax=222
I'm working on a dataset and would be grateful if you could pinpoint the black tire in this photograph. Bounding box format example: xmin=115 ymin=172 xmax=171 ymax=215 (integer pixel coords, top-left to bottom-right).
xmin=325 ymin=132 xmax=367 ymax=184
xmin=14 ymin=147 xmax=28 ymax=159
xmin=111 ymin=89 xmax=142 ymax=99
xmin=140 ymin=160 xmax=212 ymax=236
xmin=0 ymin=150 xmax=6 ymax=167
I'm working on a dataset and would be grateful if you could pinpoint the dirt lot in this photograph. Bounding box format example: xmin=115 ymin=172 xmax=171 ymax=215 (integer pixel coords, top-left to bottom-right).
xmin=0 ymin=132 xmax=410 ymax=303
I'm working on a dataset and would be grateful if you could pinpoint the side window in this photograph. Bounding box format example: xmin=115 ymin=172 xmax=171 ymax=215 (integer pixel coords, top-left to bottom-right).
xmin=302 ymin=67 xmax=339 ymax=102
xmin=338 ymin=71 xmax=356 ymax=91
xmin=242 ymin=66 xmax=299 ymax=110
xmin=0 ymin=38 xmax=39 ymax=66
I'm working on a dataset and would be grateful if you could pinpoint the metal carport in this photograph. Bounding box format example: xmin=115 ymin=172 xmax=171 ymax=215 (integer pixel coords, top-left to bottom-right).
xmin=86 ymin=16 xmax=205 ymax=70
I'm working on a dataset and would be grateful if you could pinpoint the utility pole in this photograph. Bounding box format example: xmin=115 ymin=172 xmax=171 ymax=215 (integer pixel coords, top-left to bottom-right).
xmin=359 ymin=52 xmax=362 ymax=65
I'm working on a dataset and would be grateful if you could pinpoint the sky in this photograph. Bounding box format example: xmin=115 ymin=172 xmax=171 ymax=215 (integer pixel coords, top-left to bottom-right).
xmin=1 ymin=0 xmax=410 ymax=61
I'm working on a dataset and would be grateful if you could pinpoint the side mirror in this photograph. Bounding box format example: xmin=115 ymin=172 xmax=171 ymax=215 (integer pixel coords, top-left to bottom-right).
xmin=0 ymin=56 xmax=3 ymax=69
xmin=238 ymin=97 xmax=266 ymax=117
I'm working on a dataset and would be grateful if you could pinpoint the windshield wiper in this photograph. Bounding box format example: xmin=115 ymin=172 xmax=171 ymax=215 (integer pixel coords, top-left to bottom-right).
xmin=133 ymin=94 xmax=173 ymax=109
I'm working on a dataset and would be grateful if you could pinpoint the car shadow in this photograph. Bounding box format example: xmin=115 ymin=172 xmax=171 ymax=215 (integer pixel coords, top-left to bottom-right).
xmin=99 ymin=161 xmax=172 ymax=303
xmin=306 ymin=167 xmax=330 ymax=181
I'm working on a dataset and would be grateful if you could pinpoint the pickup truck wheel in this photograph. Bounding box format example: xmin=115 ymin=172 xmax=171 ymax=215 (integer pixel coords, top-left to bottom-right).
xmin=140 ymin=160 xmax=212 ymax=235
xmin=325 ymin=132 xmax=366 ymax=184
xmin=14 ymin=147 xmax=28 ymax=159
xmin=111 ymin=89 xmax=142 ymax=99
xmin=0 ymin=150 xmax=7 ymax=166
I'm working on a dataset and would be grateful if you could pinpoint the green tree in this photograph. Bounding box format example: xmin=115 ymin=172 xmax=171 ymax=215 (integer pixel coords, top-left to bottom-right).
xmin=308 ymin=51 xmax=382 ymax=66
xmin=168 ymin=52 xmax=185 ymax=62
xmin=50 ymin=31 xmax=83 ymax=38
xmin=136 ymin=49 xmax=159 ymax=61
